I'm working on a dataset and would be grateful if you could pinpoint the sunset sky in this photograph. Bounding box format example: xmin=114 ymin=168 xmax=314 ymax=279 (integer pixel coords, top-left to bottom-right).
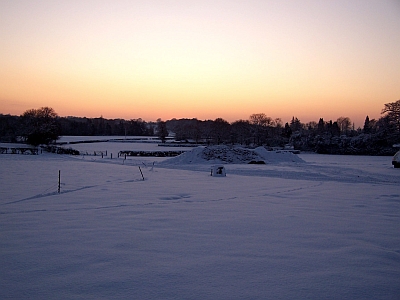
xmin=1 ymin=0 xmax=399 ymax=126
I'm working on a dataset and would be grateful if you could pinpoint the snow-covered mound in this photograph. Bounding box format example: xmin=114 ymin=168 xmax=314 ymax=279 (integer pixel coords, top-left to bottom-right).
xmin=160 ymin=145 xmax=304 ymax=164
xmin=254 ymin=146 xmax=304 ymax=163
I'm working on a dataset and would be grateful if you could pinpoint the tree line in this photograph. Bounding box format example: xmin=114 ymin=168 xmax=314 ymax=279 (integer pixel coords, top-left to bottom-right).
xmin=0 ymin=109 xmax=154 ymax=146
xmin=0 ymin=100 xmax=399 ymax=155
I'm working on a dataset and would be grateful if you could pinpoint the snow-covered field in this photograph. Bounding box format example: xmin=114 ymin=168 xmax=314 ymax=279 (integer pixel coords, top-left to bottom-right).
xmin=1 ymin=140 xmax=399 ymax=299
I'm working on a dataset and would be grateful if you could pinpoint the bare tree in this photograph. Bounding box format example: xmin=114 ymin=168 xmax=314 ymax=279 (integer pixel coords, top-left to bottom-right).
xmin=336 ymin=117 xmax=352 ymax=134
xmin=231 ymin=119 xmax=252 ymax=145
xmin=249 ymin=113 xmax=272 ymax=127
xmin=156 ymin=118 xmax=168 ymax=143
xmin=381 ymin=99 xmax=400 ymax=132
xmin=249 ymin=113 xmax=273 ymax=145
xmin=211 ymin=118 xmax=230 ymax=144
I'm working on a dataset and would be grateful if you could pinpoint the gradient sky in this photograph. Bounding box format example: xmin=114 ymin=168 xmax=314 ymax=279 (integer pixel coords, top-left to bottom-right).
xmin=1 ymin=0 xmax=399 ymax=126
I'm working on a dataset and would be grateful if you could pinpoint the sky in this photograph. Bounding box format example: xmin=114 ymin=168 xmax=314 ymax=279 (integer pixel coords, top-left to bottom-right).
xmin=1 ymin=0 xmax=399 ymax=126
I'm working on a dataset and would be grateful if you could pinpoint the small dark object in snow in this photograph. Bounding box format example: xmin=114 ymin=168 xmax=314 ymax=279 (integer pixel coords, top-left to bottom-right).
xmin=211 ymin=165 xmax=226 ymax=177
xmin=248 ymin=160 xmax=266 ymax=164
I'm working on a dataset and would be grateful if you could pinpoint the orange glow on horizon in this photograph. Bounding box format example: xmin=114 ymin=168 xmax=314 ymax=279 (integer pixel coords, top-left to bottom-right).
xmin=1 ymin=1 xmax=399 ymax=128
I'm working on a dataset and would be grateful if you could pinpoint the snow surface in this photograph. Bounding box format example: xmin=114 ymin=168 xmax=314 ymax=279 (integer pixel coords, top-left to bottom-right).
xmin=159 ymin=145 xmax=304 ymax=165
xmin=53 ymin=137 xmax=196 ymax=158
xmin=1 ymin=142 xmax=400 ymax=299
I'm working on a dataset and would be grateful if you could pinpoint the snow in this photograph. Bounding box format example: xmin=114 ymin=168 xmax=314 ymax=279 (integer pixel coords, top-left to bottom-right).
xmin=1 ymin=141 xmax=400 ymax=299
xmin=53 ymin=138 xmax=196 ymax=159
xmin=159 ymin=145 xmax=304 ymax=165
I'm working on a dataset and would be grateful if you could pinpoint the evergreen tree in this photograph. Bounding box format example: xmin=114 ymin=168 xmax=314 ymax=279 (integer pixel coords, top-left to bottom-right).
xmin=290 ymin=117 xmax=302 ymax=132
xmin=363 ymin=116 xmax=370 ymax=133
xmin=317 ymin=118 xmax=325 ymax=133
xmin=283 ymin=122 xmax=292 ymax=138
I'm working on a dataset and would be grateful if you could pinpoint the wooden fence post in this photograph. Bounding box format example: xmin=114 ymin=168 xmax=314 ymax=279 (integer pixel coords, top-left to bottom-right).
xmin=58 ymin=170 xmax=61 ymax=194
xmin=139 ymin=166 xmax=144 ymax=181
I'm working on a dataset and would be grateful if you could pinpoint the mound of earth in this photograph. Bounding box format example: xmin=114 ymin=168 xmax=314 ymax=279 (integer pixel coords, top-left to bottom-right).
xmin=160 ymin=145 xmax=304 ymax=165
